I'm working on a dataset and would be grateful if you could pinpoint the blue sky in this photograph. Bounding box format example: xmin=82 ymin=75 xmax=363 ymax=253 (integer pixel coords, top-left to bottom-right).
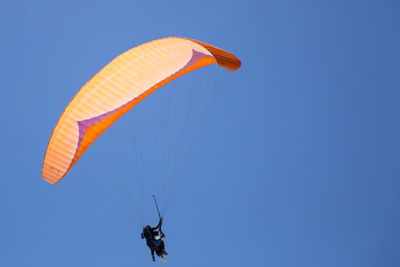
xmin=1 ymin=0 xmax=400 ymax=266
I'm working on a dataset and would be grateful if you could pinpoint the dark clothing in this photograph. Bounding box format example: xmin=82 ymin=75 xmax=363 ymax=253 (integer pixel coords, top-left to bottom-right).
xmin=143 ymin=227 xmax=162 ymax=249
xmin=155 ymin=240 xmax=166 ymax=256
xmin=141 ymin=218 xmax=167 ymax=261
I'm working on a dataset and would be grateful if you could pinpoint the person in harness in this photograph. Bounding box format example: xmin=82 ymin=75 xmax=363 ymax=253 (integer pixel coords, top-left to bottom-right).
xmin=141 ymin=217 xmax=168 ymax=262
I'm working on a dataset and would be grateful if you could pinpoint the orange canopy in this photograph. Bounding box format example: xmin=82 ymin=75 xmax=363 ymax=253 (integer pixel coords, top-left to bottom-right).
xmin=42 ymin=37 xmax=241 ymax=184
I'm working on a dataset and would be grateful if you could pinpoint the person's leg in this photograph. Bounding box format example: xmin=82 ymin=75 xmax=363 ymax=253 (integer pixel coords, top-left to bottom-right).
xmin=161 ymin=240 xmax=168 ymax=255
xmin=151 ymin=249 xmax=155 ymax=262
xmin=156 ymin=249 xmax=162 ymax=257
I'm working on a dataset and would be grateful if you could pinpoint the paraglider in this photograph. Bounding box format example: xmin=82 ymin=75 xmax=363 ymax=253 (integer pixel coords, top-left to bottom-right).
xmin=141 ymin=220 xmax=167 ymax=261
xmin=141 ymin=195 xmax=168 ymax=262
xmin=42 ymin=37 xmax=241 ymax=261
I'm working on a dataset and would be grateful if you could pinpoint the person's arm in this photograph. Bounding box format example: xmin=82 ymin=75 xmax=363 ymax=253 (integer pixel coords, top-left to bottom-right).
xmin=151 ymin=217 xmax=163 ymax=230
xmin=159 ymin=227 xmax=166 ymax=238
xmin=141 ymin=232 xmax=144 ymax=239
xmin=158 ymin=221 xmax=166 ymax=238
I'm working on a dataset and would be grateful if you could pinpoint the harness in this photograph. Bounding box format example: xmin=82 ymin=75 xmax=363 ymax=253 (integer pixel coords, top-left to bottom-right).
xmin=143 ymin=228 xmax=162 ymax=249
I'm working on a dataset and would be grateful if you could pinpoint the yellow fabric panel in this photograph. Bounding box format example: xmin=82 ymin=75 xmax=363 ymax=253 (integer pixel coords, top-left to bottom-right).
xmin=42 ymin=37 xmax=241 ymax=184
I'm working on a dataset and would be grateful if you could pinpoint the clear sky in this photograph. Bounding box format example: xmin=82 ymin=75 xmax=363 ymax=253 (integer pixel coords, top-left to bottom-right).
xmin=1 ymin=0 xmax=400 ymax=266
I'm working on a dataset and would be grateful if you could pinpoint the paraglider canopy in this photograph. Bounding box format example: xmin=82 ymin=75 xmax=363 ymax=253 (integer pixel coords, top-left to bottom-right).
xmin=42 ymin=37 xmax=241 ymax=184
